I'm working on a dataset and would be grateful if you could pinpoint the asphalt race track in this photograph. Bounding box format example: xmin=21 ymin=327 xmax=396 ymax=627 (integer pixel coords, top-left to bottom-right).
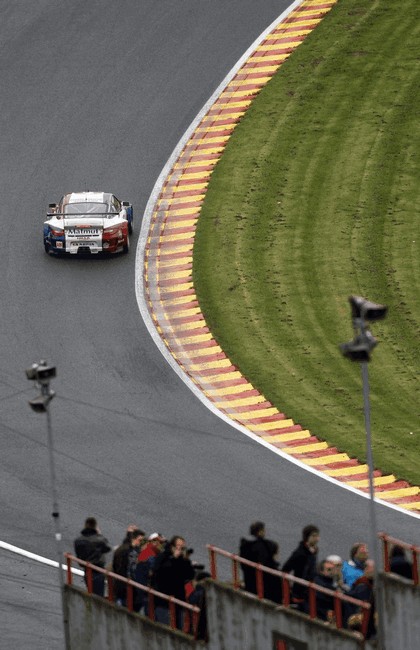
xmin=0 ymin=2 xmax=418 ymax=647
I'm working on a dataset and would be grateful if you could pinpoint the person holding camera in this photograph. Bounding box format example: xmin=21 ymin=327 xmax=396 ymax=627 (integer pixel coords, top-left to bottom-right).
xmin=152 ymin=535 xmax=195 ymax=628
xmin=74 ymin=517 xmax=111 ymax=597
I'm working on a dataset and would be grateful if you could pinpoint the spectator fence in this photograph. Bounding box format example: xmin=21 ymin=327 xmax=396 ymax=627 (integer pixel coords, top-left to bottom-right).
xmin=207 ymin=544 xmax=371 ymax=637
xmin=64 ymin=553 xmax=200 ymax=639
xmin=379 ymin=533 xmax=419 ymax=584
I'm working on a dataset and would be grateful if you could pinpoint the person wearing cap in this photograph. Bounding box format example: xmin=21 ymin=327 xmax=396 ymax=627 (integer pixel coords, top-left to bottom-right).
xmin=325 ymin=554 xmax=345 ymax=591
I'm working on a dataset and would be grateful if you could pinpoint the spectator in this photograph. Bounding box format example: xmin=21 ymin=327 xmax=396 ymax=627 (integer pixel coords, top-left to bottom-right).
xmin=312 ymin=559 xmax=337 ymax=621
xmin=121 ymin=523 xmax=140 ymax=541
xmin=187 ymin=570 xmax=211 ymax=641
xmin=282 ymin=524 xmax=319 ymax=610
xmin=389 ymin=545 xmax=413 ymax=580
xmin=263 ymin=541 xmax=283 ymax=604
xmin=152 ymin=535 xmax=195 ymax=629
xmin=127 ymin=529 xmax=146 ymax=580
xmin=74 ymin=516 xmax=111 ymax=597
xmin=346 ymin=559 xmax=376 ymax=639
xmin=342 ymin=543 xmax=369 ymax=590
xmin=326 ymin=554 xmax=345 ymax=591
xmin=239 ymin=521 xmax=281 ymax=601
xmin=126 ymin=529 xmax=146 ymax=611
xmin=135 ymin=533 xmax=166 ymax=613
xmin=112 ymin=527 xmax=136 ymax=606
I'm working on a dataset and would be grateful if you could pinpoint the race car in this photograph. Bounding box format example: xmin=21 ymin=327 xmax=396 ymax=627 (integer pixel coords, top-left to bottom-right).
xmin=44 ymin=191 xmax=133 ymax=255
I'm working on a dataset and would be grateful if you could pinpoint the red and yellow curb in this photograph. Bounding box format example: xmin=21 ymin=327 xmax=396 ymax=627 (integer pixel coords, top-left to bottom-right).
xmin=143 ymin=0 xmax=420 ymax=514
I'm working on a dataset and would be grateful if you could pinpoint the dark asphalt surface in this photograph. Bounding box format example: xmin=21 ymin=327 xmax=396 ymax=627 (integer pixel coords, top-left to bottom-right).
xmin=0 ymin=1 xmax=418 ymax=647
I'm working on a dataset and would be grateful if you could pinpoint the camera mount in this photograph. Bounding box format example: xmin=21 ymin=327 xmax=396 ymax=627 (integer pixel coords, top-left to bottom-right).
xmin=26 ymin=360 xmax=56 ymax=412
xmin=339 ymin=295 xmax=387 ymax=362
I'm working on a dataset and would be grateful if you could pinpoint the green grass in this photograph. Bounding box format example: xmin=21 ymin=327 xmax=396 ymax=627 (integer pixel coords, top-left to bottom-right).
xmin=193 ymin=0 xmax=420 ymax=486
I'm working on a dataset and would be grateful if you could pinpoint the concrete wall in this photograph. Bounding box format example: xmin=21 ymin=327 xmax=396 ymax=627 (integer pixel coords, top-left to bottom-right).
xmin=379 ymin=573 xmax=420 ymax=650
xmin=205 ymin=580 xmax=369 ymax=650
xmin=64 ymin=574 xmax=419 ymax=650
xmin=64 ymin=586 xmax=198 ymax=650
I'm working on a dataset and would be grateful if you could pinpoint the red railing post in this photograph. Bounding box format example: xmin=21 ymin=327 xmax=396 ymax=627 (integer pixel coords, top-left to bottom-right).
xmin=361 ymin=604 xmax=370 ymax=638
xmin=107 ymin=574 xmax=114 ymax=602
xmin=308 ymin=583 xmax=316 ymax=619
xmin=233 ymin=558 xmax=240 ymax=589
xmin=148 ymin=590 xmax=155 ymax=621
xmin=282 ymin=576 xmax=290 ymax=606
xmin=382 ymin=535 xmax=390 ymax=572
xmin=66 ymin=555 xmax=73 ymax=586
xmin=208 ymin=547 xmax=217 ymax=579
xmin=333 ymin=593 xmax=343 ymax=629
xmin=86 ymin=564 xmax=93 ymax=593
xmin=192 ymin=608 xmax=199 ymax=639
xmin=183 ymin=608 xmax=190 ymax=634
xmin=256 ymin=565 xmax=264 ymax=599
xmin=169 ymin=598 xmax=176 ymax=629
xmin=126 ymin=582 xmax=133 ymax=612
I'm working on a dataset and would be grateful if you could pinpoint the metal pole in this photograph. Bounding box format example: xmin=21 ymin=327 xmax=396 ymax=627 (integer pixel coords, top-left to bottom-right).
xmin=43 ymin=387 xmax=70 ymax=649
xmin=360 ymin=358 xmax=386 ymax=650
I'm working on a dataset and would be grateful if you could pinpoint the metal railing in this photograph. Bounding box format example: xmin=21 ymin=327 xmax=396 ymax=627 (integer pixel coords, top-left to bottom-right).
xmin=64 ymin=553 xmax=200 ymax=638
xmin=379 ymin=533 xmax=419 ymax=585
xmin=207 ymin=545 xmax=371 ymax=637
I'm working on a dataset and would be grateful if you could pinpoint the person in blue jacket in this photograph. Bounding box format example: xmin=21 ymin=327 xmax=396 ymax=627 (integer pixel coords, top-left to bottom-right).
xmin=342 ymin=542 xmax=369 ymax=590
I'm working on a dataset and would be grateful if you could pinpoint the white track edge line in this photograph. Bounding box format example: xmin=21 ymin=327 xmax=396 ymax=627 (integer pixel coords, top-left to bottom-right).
xmin=0 ymin=540 xmax=83 ymax=576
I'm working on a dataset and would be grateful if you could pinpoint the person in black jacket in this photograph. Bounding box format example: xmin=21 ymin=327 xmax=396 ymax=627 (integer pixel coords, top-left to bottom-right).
xmin=152 ymin=535 xmax=195 ymax=629
xmin=112 ymin=531 xmax=133 ymax=605
xmin=282 ymin=524 xmax=320 ymax=610
xmin=389 ymin=545 xmax=413 ymax=580
xmin=112 ymin=527 xmax=145 ymax=606
xmin=312 ymin=559 xmax=337 ymax=621
xmin=239 ymin=521 xmax=282 ymax=603
xmin=187 ymin=571 xmax=211 ymax=641
xmin=74 ymin=517 xmax=111 ymax=596
xmin=345 ymin=559 xmax=376 ymax=639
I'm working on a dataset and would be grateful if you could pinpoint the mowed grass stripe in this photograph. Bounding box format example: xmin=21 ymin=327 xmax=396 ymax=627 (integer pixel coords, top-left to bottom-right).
xmin=193 ymin=0 xmax=420 ymax=487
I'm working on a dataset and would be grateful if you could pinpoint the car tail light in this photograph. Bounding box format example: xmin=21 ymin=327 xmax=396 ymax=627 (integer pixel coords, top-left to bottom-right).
xmin=50 ymin=226 xmax=64 ymax=237
xmin=103 ymin=226 xmax=123 ymax=237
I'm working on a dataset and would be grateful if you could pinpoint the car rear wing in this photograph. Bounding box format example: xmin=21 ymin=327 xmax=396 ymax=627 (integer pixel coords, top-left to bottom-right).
xmin=46 ymin=211 xmax=121 ymax=217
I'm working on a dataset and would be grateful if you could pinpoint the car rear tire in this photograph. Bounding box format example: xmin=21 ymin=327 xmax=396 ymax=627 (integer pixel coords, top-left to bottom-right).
xmin=123 ymin=234 xmax=130 ymax=254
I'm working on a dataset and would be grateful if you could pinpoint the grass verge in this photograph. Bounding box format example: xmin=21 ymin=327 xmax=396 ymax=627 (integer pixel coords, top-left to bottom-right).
xmin=193 ymin=0 xmax=420 ymax=485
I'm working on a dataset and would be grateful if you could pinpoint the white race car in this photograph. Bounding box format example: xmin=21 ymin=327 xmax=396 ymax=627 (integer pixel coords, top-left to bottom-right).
xmin=44 ymin=191 xmax=133 ymax=255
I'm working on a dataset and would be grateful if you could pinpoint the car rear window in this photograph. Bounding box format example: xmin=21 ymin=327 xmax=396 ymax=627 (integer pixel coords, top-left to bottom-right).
xmin=64 ymin=202 xmax=108 ymax=215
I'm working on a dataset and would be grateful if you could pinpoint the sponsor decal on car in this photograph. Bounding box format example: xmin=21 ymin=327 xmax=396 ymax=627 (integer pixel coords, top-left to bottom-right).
xmin=66 ymin=228 xmax=100 ymax=236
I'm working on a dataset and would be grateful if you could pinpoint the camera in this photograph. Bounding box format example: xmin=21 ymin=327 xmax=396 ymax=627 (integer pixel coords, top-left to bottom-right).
xmin=26 ymin=362 xmax=56 ymax=385
xmin=26 ymin=361 xmax=56 ymax=414
xmin=349 ymin=296 xmax=387 ymax=322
